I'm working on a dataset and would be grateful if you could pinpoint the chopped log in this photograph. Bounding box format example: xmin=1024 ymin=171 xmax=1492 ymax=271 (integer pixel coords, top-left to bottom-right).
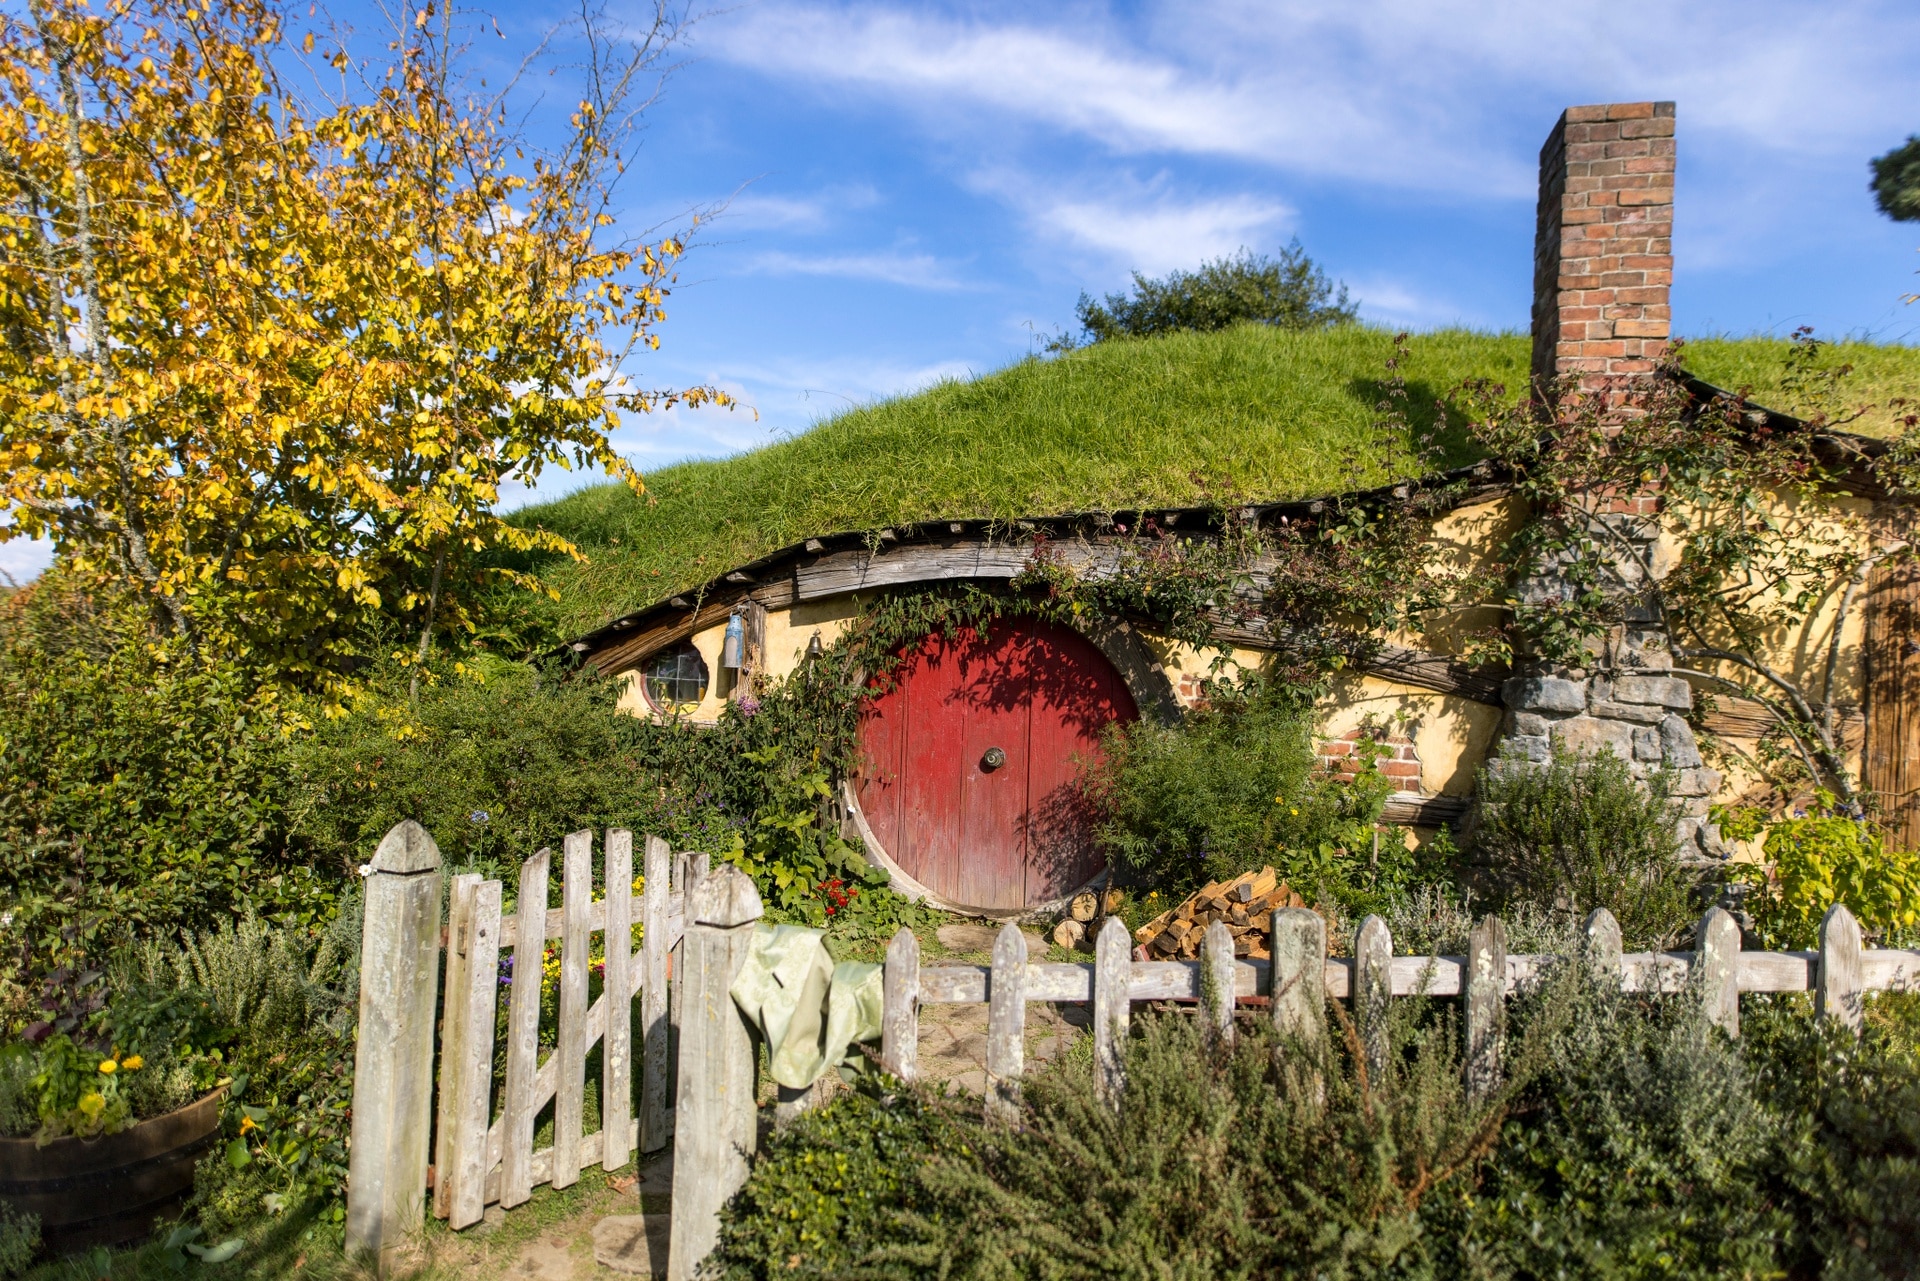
xmin=1150 ymin=931 xmax=1181 ymax=957
xmin=1053 ymin=918 xmax=1087 ymax=950
xmin=1068 ymin=892 xmax=1099 ymax=923
xmin=1103 ymin=886 xmax=1124 ymax=915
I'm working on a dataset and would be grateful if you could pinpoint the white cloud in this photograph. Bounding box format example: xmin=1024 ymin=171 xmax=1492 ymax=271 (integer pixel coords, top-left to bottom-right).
xmin=719 ymin=184 xmax=882 ymax=232
xmin=741 ymin=249 xmax=975 ymax=290
xmin=1345 ymin=277 xmax=1482 ymax=329
xmin=983 ymin=175 xmax=1293 ymax=275
xmin=0 ymin=534 xmax=53 ymax=584
xmin=711 ymin=1 xmax=1920 ymax=198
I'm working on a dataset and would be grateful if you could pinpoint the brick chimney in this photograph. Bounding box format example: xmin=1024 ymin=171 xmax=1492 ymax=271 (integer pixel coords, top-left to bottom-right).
xmin=1531 ymin=102 xmax=1675 ymax=398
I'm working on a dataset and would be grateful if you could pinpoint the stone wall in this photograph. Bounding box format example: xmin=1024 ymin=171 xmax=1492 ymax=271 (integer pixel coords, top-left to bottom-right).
xmin=1499 ymin=629 xmax=1726 ymax=861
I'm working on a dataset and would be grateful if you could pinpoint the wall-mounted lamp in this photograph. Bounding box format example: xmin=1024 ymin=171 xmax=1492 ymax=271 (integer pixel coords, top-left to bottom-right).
xmin=721 ymin=614 xmax=745 ymax=670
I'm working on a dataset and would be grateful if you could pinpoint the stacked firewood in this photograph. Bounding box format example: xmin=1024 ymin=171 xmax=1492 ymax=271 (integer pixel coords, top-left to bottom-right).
xmin=1131 ymin=867 xmax=1306 ymax=960
xmin=1050 ymin=886 xmax=1125 ymax=950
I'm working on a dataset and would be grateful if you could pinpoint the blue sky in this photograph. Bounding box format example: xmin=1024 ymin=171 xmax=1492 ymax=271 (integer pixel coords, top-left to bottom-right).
xmin=4 ymin=0 xmax=1918 ymax=579
xmin=578 ymin=0 xmax=1920 ymax=484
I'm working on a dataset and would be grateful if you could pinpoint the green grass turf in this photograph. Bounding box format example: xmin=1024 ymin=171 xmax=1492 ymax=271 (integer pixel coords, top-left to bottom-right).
xmin=509 ymin=324 xmax=1919 ymax=640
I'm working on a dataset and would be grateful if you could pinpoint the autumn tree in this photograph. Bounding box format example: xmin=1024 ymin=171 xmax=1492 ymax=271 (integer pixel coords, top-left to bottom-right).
xmin=0 ymin=0 xmax=721 ymax=692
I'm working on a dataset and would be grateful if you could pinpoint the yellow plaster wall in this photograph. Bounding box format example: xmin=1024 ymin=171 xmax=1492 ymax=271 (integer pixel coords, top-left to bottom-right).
xmin=608 ymin=482 xmax=1874 ymax=811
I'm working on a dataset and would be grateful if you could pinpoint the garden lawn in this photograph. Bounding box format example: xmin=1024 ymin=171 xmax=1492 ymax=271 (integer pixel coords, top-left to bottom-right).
xmin=509 ymin=325 xmax=1920 ymax=639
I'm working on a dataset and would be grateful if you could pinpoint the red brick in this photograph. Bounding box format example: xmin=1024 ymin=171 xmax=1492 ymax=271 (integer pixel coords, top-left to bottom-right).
xmin=1618 ymin=189 xmax=1670 ymax=207
xmin=1565 ymin=141 xmax=1608 ymax=162
xmin=1614 ymin=318 xmax=1668 ymax=338
xmin=1565 ymin=104 xmax=1612 ymax=123
xmin=1622 ymin=156 xmax=1672 ymax=175
xmin=1382 ymin=761 xmax=1421 ymax=779
xmin=1620 ymin=118 xmax=1675 ymax=139
xmin=1605 ymin=101 xmax=1656 ymax=119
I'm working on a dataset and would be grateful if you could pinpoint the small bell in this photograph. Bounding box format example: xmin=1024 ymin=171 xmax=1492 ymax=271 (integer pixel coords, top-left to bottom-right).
xmin=805 ymin=631 xmax=824 ymax=661
xmin=721 ymin=614 xmax=745 ymax=669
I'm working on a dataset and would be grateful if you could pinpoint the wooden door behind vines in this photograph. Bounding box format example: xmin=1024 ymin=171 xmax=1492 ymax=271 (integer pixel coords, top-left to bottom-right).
xmin=1865 ymin=556 xmax=1920 ymax=851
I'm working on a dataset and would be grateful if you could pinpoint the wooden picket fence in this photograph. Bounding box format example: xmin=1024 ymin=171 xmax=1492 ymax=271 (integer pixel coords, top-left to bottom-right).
xmin=343 ymin=820 xmax=1920 ymax=1278
xmin=874 ymin=901 xmax=1920 ymax=1116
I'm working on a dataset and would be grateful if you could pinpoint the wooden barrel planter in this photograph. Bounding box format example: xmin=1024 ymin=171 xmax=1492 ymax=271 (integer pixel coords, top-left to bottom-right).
xmin=0 ymin=1089 xmax=224 ymax=1254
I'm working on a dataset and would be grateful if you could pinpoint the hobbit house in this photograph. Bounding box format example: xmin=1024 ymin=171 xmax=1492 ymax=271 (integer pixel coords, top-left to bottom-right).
xmin=565 ymin=101 xmax=1917 ymax=917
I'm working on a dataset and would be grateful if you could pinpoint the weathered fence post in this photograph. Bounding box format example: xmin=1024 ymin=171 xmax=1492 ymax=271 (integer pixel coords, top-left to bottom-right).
xmin=1201 ymin=921 xmax=1236 ymax=1051
xmin=1581 ymin=908 xmax=1623 ymax=987
xmin=500 ymin=847 xmax=551 ymax=1209
xmin=1464 ymin=915 xmax=1507 ymax=1101
xmin=345 ymin=821 xmax=444 ymax=1275
xmin=1270 ymin=908 xmax=1327 ymax=1052
xmin=640 ymin=835 xmax=673 ymax=1153
xmin=882 ymin=927 xmax=920 ymax=1082
xmin=603 ymin=829 xmax=635 ymax=1172
xmin=1817 ymin=903 xmax=1865 ymax=1036
xmin=986 ymin=923 xmax=1027 ymax=1125
xmin=554 ymin=831 xmax=593 ymax=1190
xmin=1093 ymin=916 xmax=1131 ymax=1110
xmin=432 ymin=873 xmax=479 ymax=1223
xmin=666 ymin=864 xmax=763 ymax=1281
xmin=1353 ymin=915 xmax=1392 ymax=1083
xmin=435 ymin=873 xmax=501 ymax=1231
xmin=1696 ymin=906 xmax=1742 ymax=1037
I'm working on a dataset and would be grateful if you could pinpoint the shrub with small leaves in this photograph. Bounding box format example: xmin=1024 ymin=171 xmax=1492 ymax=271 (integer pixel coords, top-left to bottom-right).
xmin=1463 ymin=744 xmax=1697 ymax=948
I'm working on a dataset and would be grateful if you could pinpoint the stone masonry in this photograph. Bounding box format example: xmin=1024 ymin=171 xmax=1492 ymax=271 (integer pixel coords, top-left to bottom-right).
xmin=1499 ymin=630 xmax=1726 ymax=862
xmin=1502 ymin=100 xmax=1724 ymax=863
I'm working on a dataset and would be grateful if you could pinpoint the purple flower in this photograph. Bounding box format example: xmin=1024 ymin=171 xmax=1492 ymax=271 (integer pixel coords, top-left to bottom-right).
xmin=737 ymin=695 xmax=761 ymax=718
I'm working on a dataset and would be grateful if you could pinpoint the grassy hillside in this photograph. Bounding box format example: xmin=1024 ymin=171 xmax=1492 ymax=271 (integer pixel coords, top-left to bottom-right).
xmin=511 ymin=325 xmax=1919 ymax=639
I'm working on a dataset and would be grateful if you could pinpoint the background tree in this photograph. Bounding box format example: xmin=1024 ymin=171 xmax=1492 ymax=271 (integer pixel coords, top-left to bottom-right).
xmin=1871 ymin=135 xmax=1920 ymax=222
xmin=1070 ymin=241 xmax=1357 ymax=345
xmin=0 ymin=0 xmax=722 ymax=694
xmin=1871 ymin=134 xmax=1920 ymax=304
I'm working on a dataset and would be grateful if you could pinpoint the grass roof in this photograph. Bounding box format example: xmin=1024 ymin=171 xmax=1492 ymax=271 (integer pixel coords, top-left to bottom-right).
xmin=511 ymin=324 xmax=1920 ymax=640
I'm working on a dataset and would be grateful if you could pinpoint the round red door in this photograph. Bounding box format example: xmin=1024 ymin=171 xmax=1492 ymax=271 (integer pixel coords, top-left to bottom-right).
xmin=854 ymin=617 xmax=1139 ymax=911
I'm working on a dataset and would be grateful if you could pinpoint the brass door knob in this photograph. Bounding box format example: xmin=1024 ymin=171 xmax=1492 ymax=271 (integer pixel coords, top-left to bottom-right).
xmin=982 ymin=746 xmax=1007 ymax=770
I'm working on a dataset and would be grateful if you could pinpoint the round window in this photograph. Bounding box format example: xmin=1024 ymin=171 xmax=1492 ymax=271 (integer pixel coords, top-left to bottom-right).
xmin=642 ymin=643 xmax=709 ymax=715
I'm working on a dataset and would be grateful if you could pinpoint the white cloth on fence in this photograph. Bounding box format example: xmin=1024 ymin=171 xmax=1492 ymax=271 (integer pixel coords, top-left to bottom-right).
xmin=727 ymin=921 xmax=884 ymax=1088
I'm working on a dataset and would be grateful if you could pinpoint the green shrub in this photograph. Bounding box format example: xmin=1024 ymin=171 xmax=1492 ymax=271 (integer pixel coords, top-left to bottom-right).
xmin=1073 ymin=243 xmax=1356 ymax=344
xmin=1746 ymin=993 xmax=1920 ymax=1280
xmin=1463 ymin=745 xmax=1697 ymax=948
xmin=0 ymin=1204 xmax=37 ymax=1281
xmin=1721 ymin=794 xmax=1920 ymax=948
xmin=287 ymin=659 xmax=669 ymax=881
xmin=715 ymin=984 xmax=1567 ymax=1279
xmin=124 ymin=909 xmax=362 ymax=1234
xmin=0 ymin=573 xmax=322 ymax=974
xmin=1088 ymin=679 xmax=1399 ymax=909
xmin=1444 ymin=979 xmax=1792 ymax=1278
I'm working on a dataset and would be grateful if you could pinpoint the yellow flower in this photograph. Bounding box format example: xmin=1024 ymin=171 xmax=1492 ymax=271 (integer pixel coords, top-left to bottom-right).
xmin=1290 ymin=808 xmax=1299 ymax=816
xmin=121 ymin=1055 xmax=144 ymax=1071
xmin=77 ymin=1093 xmax=105 ymax=1119
xmin=240 ymin=1115 xmax=258 ymax=1134
xmin=98 ymin=1059 xmax=118 ymax=1075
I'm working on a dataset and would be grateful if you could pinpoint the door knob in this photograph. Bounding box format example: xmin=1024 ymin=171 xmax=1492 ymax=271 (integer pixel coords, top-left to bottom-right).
xmin=981 ymin=746 xmax=1007 ymax=770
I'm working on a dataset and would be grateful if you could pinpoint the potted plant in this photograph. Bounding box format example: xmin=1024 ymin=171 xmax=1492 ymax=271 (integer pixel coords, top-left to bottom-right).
xmin=0 ymin=970 xmax=231 ymax=1255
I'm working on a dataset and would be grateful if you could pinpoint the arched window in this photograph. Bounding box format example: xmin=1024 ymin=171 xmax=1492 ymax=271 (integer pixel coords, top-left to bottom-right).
xmin=642 ymin=643 xmax=709 ymax=715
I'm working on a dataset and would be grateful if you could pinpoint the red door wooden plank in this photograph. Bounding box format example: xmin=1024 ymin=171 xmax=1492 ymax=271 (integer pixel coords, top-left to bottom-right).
xmin=898 ymin=630 xmax=965 ymax=900
xmin=1023 ymin=619 xmax=1139 ymax=902
xmin=955 ymin=620 xmax=1034 ymax=911
xmin=855 ymin=654 xmax=907 ymax=871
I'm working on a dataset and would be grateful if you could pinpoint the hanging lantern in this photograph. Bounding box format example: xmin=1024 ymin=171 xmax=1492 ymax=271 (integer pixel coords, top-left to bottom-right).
xmin=721 ymin=614 xmax=745 ymax=669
